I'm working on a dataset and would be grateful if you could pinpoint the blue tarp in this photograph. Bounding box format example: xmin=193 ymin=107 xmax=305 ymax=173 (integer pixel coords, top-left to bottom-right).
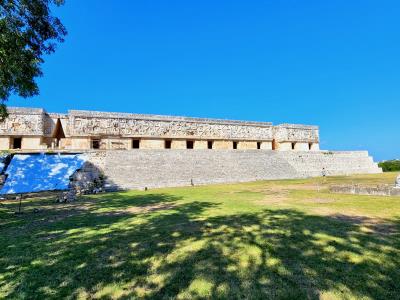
xmin=0 ymin=153 xmax=9 ymax=173
xmin=1 ymin=154 xmax=86 ymax=194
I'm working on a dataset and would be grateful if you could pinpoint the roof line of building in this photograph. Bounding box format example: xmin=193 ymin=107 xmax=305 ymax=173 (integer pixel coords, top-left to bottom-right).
xmin=68 ymin=109 xmax=274 ymax=127
xmin=7 ymin=107 xmax=318 ymax=129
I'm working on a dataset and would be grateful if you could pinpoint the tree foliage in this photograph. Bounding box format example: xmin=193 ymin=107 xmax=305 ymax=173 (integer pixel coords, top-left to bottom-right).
xmin=0 ymin=0 xmax=66 ymax=120
xmin=378 ymin=160 xmax=400 ymax=172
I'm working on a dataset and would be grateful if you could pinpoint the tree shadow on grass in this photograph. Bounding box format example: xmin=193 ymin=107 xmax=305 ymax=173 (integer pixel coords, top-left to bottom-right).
xmin=0 ymin=192 xmax=399 ymax=299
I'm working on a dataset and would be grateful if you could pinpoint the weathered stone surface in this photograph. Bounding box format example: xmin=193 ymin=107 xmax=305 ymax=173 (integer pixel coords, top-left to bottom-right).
xmin=330 ymin=185 xmax=400 ymax=196
xmin=98 ymin=149 xmax=382 ymax=191
xmin=0 ymin=107 xmax=320 ymax=150
xmin=70 ymin=152 xmax=106 ymax=194
xmin=395 ymin=175 xmax=400 ymax=188
xmin=274 ymin=124 xmax=319 ymax=143
xmin=68 ymin=111 xmax=276 ymax=140
xmin=0 ymin=108 xmax=44 ymax=135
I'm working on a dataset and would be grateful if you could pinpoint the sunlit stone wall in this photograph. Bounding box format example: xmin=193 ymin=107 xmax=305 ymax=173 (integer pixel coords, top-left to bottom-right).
xmin=68 ymin=110 xmax=276 ymax=141
xmin=0 ymin=107 xmax=320 ymax=151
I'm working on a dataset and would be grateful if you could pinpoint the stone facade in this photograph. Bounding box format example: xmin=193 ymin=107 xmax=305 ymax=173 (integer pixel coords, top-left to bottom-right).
xmin=101 ymin=150 xmax=382 ymax=191
xmin=0 ymin=107 xmax=320 ymax=151
xmin=0 ymin=107 xmax=383 ymax=191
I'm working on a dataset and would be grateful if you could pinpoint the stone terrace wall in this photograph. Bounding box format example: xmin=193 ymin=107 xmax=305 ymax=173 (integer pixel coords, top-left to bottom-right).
xmin=98 ymin=150 xmax=381 ymax=191
xmin=282 ymin=151 xmax=380 ymax=177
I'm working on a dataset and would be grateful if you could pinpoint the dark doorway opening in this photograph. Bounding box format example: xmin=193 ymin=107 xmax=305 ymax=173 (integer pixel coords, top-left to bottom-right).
xmin=207 ymin=141 xmax=213 ymax=149
xmin=52 ymin=119 xmax=65 ymax=147
xmin=272 ymin=139 xmax=277 ymax=150
xmin=186 ymin=140 xmax=194 ymax=149
xmin=92 ymin=139 xmax=101 ymax=149
xmin=291 ymin=142 xmax=296 ymax=150
xmin=233 ymin=141 xmax=238 ymax=149
xmin=132 ymin=139 xmax=140 ymax=149
xmin=257 ymin=142 xmax=261 ymax=149
xmin=12 ymin=137 xmax=22 ymax=149
xmin=309 ymin=143 xmax=313 ymax=150
xmin=165 ymin=140 xmax=172 ymax=149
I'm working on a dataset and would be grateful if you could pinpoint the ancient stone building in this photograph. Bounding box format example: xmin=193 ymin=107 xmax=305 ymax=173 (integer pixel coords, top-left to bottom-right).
xmin=0 ymin=107 xmax=382 ymax=192
xmin=0 ymin=107 xmax=320 ymax=152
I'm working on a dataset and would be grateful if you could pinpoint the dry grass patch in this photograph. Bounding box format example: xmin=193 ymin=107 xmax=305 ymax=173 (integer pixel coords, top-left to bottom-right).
xmin=124 ymin=203 xmax=177 ymax=214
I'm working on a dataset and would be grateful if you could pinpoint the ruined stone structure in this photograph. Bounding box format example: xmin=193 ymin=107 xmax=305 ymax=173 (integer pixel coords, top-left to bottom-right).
xmin=0 ymin=107 xmax=382 ymax=191
xmin=0 ymin=107 xmax=320 ymax=152
xmin=92 ymin=150 xmax=381 ymax=191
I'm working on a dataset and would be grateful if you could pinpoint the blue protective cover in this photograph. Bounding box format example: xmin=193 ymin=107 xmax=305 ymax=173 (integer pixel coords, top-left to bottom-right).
xmin=1 ymin=154 xmax=86 ymax=194
xmin=0 ymin=153 xmax=8 ymax=173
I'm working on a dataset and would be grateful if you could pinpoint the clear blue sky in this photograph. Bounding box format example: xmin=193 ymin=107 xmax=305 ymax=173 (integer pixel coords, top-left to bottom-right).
xmin=9 ymin=0 xmax=400 ymax=161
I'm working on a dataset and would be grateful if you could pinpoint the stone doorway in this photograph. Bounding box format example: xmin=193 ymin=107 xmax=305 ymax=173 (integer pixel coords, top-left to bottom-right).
xmin=52 ymin=119 xmax=66 ymax=148
xmin=12 ymin=137 xmax=22 ymax=149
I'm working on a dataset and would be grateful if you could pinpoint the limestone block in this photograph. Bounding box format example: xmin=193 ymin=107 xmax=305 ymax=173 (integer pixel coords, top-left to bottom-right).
xmin=260 ymin=141 xmax=272 ymax=150
xmin=59 ymin=138 xmax=72 ymax=149
xmin=70 ymin=137 xmax=91 ymax=150
xmin=213 ymin=141 xmax=233 ymax=150
xmin=310 ymin=143 xmax=320 ymax=151
xmin=0 ymin=137 xmax=10 ymax=150
xmin=21 ymin=137 xmax=43 ymax=149
xmin=237 ymin=141 xmax=257 ymax=150
xmin=140 ymin=139 xmax=165 ymax=149
xmin=294 ymin=142 xmax=309 ymax=151
xmin=277 ymin=142 xmax=293 ymax=151
xmin=194 ymin=141 xmax=208 ymax=149
xmin=103 ymin=138 xmax=130 ymax=150
xmin=171 ymin=140 xmax=186 ymax=149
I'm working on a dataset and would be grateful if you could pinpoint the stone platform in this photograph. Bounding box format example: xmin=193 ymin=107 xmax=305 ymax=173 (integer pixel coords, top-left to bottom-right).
xmin=85 ymin=150 xmax=382 ymax=191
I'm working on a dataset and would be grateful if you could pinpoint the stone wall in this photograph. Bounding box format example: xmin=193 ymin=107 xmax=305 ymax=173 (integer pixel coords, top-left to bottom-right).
xmin=68 ymin=110 xmax=275 ymax=140
xmin=330 ymin=185 xmax=400 ymax=196
xmin=67 ymin=110 xmax=319 ymax=143
xmin=0 ymin=108 xmax=45 ymax=136
xmin=274 ymin=124 xmax=319 ymax=143
xmin=97 ymin=150 xmax=382 ymax=191
xmin=45 ymin=113 xmax=70 ymax=137
xmin=0 ymin=107 xmax=320 ymax=151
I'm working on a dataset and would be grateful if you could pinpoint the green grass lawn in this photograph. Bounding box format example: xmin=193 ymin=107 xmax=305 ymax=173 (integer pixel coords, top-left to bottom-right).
xmin=1 ymin=173 xmax=399 ymax=299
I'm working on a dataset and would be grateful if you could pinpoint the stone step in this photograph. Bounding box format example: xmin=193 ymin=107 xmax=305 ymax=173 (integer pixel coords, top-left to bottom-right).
xmin=97 ymin=150 xmax=381 ymax=191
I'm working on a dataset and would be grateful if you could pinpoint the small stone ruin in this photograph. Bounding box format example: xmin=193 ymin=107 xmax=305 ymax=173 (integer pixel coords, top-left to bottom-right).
xmin=395 ymin=175 xmax=400 ymax=189
xmin=330 ymin=175 xmax=400 ymax=197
